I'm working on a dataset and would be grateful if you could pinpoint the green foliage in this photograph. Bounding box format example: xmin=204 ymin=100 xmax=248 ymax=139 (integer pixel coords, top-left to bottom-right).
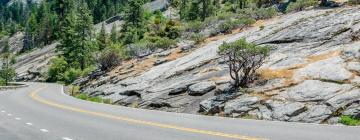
xmin=259 ymin=25 xmax=265 ymax=30
xmin=339 ymin=115 xmax=360 ymax=126
xmin=68 ymin=85 xmax=81 ymax=95
xmin=349 ymin=0 xmax=360 ymax=5
xmin=58 ymin=2 xmax=97 ymax=70
xmin=97 ymin=23 xmax=108 ymax=50
xmin=219 ymin=38 xmax=269 ymax=88
xmin=110 ymin=23 xmax=118 ymax=43
xmin=63 ymin=68 xmax=83 ymax=84
xmin=238 ymin=7 xmax=277 ymax=20
xmin=218 ymin=18 xmax=256 ymax=33
xmin=286 ymin=0 xmax=318 ymax=13
xmin=98 ymin=43 xmax=124 ymax=71
xmin=75 ymin=93 xmax=112 ymax=104
xmin=121 ymin=0 xmax=146 ymax=44
xmin=191 ymin=33 xmax=205 ymax=44
xmin=0 ymin=67 xmax=16 ymax=86
xmin=47 ymin=57 xmax=68 ymax=82
xmin=0 ymin=40 xmax=16 ymax=85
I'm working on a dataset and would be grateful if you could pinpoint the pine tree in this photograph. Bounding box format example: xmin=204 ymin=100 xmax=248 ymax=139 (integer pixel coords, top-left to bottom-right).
xmin=187 ymin=1 xmax=200 ymax=20
xmin=0 ymin=40 xmax=16 ymax=86
xmin=58 ymin=1 xmax=96 ymax=70
xmin=97 ymin=23 xmax=108 ymax=50
xmin=121 ymin=0 xmax=146 ymax=44
xmin=110 ymin=23 xmax=117 ymax=43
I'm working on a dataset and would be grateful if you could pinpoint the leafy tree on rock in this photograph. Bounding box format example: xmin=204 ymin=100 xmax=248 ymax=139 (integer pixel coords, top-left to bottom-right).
xmin=218 ymin=38 xmax=269 ymax=88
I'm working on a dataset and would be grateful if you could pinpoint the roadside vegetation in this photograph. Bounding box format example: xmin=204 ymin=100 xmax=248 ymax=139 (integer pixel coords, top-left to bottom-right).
xmin=0 ymin=39 xmax=16 ymax=86
xmin=68 ymin=85 xmax=112 ymax=104
xmin=339 ymin=115 xmax=360 ymax=126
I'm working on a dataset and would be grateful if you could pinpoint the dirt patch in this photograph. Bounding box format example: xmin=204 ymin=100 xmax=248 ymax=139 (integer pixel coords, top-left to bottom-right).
xmin=307 ymin=50 xmax=341 ymax=63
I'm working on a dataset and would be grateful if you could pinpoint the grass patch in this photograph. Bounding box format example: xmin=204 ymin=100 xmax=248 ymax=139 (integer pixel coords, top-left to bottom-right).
xmin=339 ymin=115 xmax=360 ymax=126
xmin=75 ymin=93 xmax=113 ymax=104
xmin=241 ymin=114 xmax=257 ymax=120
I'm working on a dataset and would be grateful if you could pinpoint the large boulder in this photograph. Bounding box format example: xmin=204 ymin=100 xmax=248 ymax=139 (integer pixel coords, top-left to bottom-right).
xmin=199 ymin=93 xmax=239 ymax=114
xmin=272 ymin=102 xmax=306 ymax=121
xmin=346 ymin=62 xmax=360 ymax=73
xmin=294 ymin=57 xmax=353 ymax=82
xmin=289 ymin=105 xmax=332 ymax=123
xmin=326 ymin=89 xmax=360 ymax=109
xmin=224 ymin=96 xmax=260 ymax=115
xmin=343 ymin=103 xmax=360 ymax=118
xmin=188 ymin=81 xmax=216 ymax=96
xmin=274 ymin=80 xmax=352 ymax=102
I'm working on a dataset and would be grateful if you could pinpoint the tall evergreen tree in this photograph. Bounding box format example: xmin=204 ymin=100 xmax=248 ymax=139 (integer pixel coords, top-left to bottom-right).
xmin=110 ymin=23 xmax=117 ymax=43
xmin=97 ymin=23 xmax=108 ymax=50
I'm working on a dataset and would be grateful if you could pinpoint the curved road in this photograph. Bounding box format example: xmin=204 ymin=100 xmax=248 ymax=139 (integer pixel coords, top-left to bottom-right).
xmin=0 ymin=83 xmax=359 ymax=140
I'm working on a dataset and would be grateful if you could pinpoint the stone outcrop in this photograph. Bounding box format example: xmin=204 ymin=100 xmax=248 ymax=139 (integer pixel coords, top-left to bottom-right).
xmin=75 ymin=7 xmax=360 ymax=124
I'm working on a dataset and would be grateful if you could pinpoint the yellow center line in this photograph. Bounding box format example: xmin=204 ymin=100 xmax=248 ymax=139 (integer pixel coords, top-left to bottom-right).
xmin=29 ymin=87 xmax=268 ymax=140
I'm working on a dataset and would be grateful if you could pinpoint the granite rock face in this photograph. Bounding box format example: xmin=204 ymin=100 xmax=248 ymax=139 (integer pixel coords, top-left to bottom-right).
xmin=73 ymin=7 xmax=360 ymax=124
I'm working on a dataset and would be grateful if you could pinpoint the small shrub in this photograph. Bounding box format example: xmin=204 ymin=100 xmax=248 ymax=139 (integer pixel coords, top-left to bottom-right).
xmin=191 ymin=33 xmax=205 ymax=44
xmin=47 ymin=57 xmax=68 ymax=82
xmin=255 ymin=7 xmax=277 ymax=19
xmin=349 ymin=0 xmax=360 ymax=5
xmin=339 ymin=115 xmax=360 ymax=126
xmin=103 ymin=99 xmax=112 ymax=104
xmin=260 ymin=25 xmax=265 ymax=30
xmin=87 ymin=96 xmax=103 ymax=103
xmin=76 ymin=93 xmax=89 ymax=100
xmin=218 ymin=38 xmax=269 ymax=88
xmin=286 ymin=0 xmax=318 ymax=13
xmin=68 ymin=85 xmax=80 ymax=96
xmin=186 ymin=21 xmax=204 ymax=33
xmin=219 ymin=20 xmax=234 ymax=34
xmin=98 ymin=44 xmax=123 ymax=71
xmin=63 ymin=68 xmax=83 ymax=84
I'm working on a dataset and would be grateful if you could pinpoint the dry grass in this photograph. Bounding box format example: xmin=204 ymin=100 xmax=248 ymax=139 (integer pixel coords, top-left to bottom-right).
xmin=307 ymin=50 xmax=341 ymax=62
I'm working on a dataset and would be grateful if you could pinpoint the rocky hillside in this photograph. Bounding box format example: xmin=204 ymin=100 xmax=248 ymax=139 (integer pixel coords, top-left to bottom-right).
xmin=13 ymin=0 xmax=170 ymax=81
xmin=76 ymin=7 xmax=360 ymax=124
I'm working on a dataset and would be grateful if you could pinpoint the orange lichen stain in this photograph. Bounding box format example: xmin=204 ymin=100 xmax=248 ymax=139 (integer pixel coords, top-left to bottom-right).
xmin=252 ymin=20 xmax=266 ymax=27
xmin=307 ymin=50 xmax=341 ymax=63
xmin=249 ymin=92 xmax=272 ymax=100
xmin=210 ymin=76 xmax=230 ymax=82
xmin=258 ymin=68 xmax=294 ymax=80
xmin=166 ymin=48 xmax=186 ymax=61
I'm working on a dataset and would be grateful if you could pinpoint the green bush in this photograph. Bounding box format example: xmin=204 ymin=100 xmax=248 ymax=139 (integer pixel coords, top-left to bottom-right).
xmin=76 ymin=93 xmax=89 ymax=100
xmin=87 ymin=96 xmax=103 ymax=103
xmin=286 ymin=0 xmax=318 ymax=13
xmin=186 ymin=21 xmax=204 ymax=33
xmin=260 ymin=25 xmax=265 ymax=30
xmin=255 ymin=7 xmax=277 ymax=19
xmin=98 ymin=44 xmax=123 ymax=71
xmin=339 ymin=115 xmax=360 ymax=126
xmin=349 ymin=0 xmax=360 ymax=5
xmin=0 ymin=79 xmax=5 ymax=86
xmin=219 ymin=20 xmax=234 ymax=34
xmin=47 ymin=57 xmax=68 ymax=82
xmin=75 ymin=93 xmax=111 ymax=104
xmin=63 ymin=68 xmax=83 ymax=84
xmin=191 ymin=33 xmax=205 ymax=44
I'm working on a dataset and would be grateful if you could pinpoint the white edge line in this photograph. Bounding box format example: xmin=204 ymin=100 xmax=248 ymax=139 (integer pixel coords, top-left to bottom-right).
xmin=62 ymin=137 xmax=73 ymax=140
xmin=40 ymin=129 xmax=49 ymax=132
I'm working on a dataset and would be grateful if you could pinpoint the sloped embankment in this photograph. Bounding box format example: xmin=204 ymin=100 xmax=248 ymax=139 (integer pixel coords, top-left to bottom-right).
xmin=79 ymin=7 xmax=360 ymax=124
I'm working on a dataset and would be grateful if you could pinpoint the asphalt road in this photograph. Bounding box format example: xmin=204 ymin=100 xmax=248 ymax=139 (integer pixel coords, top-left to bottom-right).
xmin=0 ymin=83 xmax=359 ymax=140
